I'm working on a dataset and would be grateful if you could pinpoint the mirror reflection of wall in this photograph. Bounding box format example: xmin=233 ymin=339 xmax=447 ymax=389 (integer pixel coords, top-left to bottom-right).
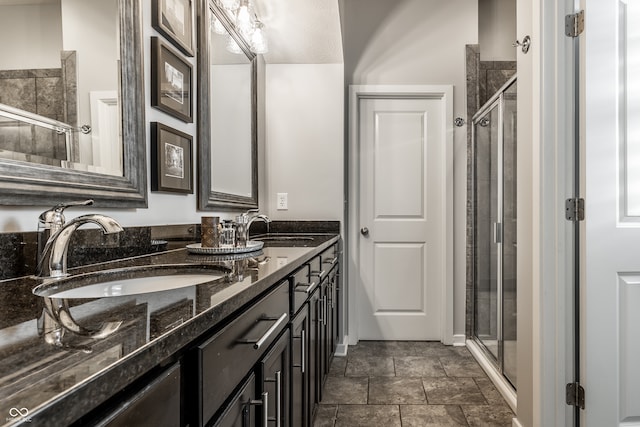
xmin=209 ymin=30 xmax=252 ymax=197
xmin=209 ymin=9 xmax=253 ymax=198
xmin=0 ymin=0 xmax=122 ymax=176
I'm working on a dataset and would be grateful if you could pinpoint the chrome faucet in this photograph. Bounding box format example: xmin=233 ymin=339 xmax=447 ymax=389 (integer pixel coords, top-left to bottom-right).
xmin=236 ymin=209 xmax=271 ymax=246
xmin=37 ymin=200 xmax=94 ymax=266
xmin=36 ymin=212 xmax=124 ymax=278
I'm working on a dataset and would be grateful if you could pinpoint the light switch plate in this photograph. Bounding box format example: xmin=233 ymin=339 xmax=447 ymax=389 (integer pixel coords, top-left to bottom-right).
xmin=277 ymin=193 xmax=288 ymax=210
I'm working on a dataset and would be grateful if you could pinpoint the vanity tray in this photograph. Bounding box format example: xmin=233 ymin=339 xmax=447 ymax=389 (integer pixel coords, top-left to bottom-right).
xmin=186 ymin=240 xmax=264 ymax=255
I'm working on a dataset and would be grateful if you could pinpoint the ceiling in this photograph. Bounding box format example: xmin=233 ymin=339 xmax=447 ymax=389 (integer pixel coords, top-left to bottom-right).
xmin=253 ymin=0 xmax=344 ymax=64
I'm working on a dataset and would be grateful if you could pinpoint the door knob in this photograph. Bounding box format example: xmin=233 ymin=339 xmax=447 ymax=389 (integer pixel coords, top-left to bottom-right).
xmin=360 ymin=227 xmax=369 ymax=236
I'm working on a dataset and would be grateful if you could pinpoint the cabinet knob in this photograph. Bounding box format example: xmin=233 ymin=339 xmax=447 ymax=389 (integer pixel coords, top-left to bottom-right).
xmin=360 ymin=227 xmax=369 ymax=236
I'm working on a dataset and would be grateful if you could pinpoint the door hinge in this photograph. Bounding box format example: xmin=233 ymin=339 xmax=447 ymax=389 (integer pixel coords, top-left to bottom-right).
xmin=566 ymin=382 xmax=585 ymax=409
xmin=565 ymin=10 xmax=585 ymax=37
xmin=565 ymin=198 xmax=585 ymax=221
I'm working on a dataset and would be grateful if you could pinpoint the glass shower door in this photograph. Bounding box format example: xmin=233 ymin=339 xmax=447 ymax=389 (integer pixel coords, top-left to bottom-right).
xmin=473 ymin=102 xmax=501 ymax=362
xmin=502 ymin=80 xmax=517 ymax=385
xmin=472 ymin=76 xmax=518 ymax=390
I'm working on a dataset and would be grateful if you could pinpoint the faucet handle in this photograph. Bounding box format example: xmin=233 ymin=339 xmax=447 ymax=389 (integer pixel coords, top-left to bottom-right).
xmin=38 ymin=200 xmax=94 ymax=228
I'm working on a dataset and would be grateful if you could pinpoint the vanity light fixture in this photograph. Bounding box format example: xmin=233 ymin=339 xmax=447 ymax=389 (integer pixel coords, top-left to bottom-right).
xmin=250 ymin=20 xmax=268 ymax=54
xmin=212 ymin=0 xmax=268 ymax=55
xmin=235 ymin=0 xmax=254 ymax=38
xmin=210 ymin=15 xmax=227 ymax=35
xmin=226 ymin=34 xmax=244 ymax=54
xmin=220 ymin=0 xmax=239 ymax=12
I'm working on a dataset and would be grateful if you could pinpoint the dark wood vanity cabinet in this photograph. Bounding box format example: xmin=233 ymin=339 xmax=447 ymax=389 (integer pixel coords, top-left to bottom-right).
xmin=288 ymin=243 xmax=340 ymax=423
xmin=79 ymin=240 xmax=339 ymax=427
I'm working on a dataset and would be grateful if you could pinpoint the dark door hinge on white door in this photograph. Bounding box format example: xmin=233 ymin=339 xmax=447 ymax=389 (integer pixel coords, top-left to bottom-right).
xmin=565 ymin=198 xmax=585 ymax=221
xmin=565 ymin=10 xmax=585 ymax=37
xmin=566 ymin=382 xmax=585 ymax=409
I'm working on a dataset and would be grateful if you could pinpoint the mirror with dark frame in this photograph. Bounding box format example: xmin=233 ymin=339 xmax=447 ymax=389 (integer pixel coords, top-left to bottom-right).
xmin=0 ymin=0 xmax=146 ymax=208
xmin=197 ymin=0 xmax=258 ymax=210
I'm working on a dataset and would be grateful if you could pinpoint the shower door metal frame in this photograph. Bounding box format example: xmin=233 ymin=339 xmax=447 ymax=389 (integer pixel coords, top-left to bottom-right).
xmin=470 ymin=74 xmax=517 ymax=388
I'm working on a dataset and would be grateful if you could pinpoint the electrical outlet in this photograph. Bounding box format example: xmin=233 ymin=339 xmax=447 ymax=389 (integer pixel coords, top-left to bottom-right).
xmin=277 ymin=193 xmax=288 ymax=210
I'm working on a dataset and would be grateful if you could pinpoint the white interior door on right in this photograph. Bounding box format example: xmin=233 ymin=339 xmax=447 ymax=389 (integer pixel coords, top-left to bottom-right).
xmin=357 ymin=95 xmax=446 ymax=341
xmin=583 ymin=0 xmax=640 ymax=424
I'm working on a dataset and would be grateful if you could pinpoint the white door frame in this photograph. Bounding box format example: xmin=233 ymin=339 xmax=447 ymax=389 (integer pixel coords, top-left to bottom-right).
xmin=515 ymin=0 xmax=576 ymax=425
xmin=347 ymin=85 xmax=454 ymax=346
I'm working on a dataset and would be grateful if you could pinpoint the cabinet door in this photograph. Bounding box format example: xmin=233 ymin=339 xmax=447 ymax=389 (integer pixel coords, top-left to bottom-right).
xmin=212 ymin=374 xmax=257 ymax=427
xmin=318 ymin=278 xmax=330 ymax=382
xmin=328 ymin=267 xmax=339 ymax=358
xmin=259 ymin=330 xmax=290 ymax=427
xmin=308 ymin=286 xmax=320 ymax=415
xmin=97 ymin=363 xmax=181 ymax=427
xmin=291 ymin=305 xmax=309 ymax=427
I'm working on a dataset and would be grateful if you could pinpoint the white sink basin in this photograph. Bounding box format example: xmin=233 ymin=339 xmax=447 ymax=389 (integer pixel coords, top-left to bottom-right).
xmin=48 ymin=274 xmax=221 ymax=298
xmin=34 ymin=266 xmax=226 ymax=299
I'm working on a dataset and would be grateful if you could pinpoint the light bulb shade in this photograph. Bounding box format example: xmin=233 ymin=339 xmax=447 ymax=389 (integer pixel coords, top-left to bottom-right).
xmin=250 ymin=26 xmax=268 ymax=53
xmin=220 ymin=0 xmax=239 ymax=11
xmin=226 ymin=35 xmax=244 ymax=54
xmin=236 ymin=4 xmax=254 ymax=37
xmin=210 ymin=15 xmax=227 ymax=35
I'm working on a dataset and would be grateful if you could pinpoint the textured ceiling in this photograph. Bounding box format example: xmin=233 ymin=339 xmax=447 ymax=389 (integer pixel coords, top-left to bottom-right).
xmin=253 ymin=0 xmax=344 ymax=64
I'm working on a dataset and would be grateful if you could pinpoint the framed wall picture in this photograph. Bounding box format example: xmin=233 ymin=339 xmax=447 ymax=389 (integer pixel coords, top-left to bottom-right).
xmin=151 ymin=122 xmax=193 ymax=193
xmin=152 ymin=0 xmax=195 ymax=57
xmin=151 ymin=37 xmax=193 ymax=122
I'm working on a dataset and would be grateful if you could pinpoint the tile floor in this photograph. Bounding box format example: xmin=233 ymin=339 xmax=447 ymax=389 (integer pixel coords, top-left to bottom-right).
xmin=314 ymin=341 xmax=515 ymax=427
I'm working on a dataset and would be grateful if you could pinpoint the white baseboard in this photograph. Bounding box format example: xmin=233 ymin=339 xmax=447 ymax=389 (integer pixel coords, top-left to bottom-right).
xmin=452 ymin=334 xmax=466 ymax=346
xmin=512 ymin=417 xmax=523 ymax=427
xmin=466 ymin=339 xmax=517 ymax=413
xmin=335 ymin=335 xmax=348 ymax=356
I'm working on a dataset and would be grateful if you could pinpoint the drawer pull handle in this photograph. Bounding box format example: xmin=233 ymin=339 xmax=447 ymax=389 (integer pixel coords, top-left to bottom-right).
xmin=295 ymin=282 xmax=316 ymax=294
xmin=275 ymin=370 xmax=282 ymax=427
xmin=265 ymin=371 xmax=282 ymax=426
xmin=324 ymin=296 xmax=328 ymax=326
xmin=323 ymin=257 xmax=338 ymax=265
xmin=310 ymin=270 xmax=326 ymax=279
xmin=319 ymin=297 xmax=326 ymax=324
xmin=238 ymin=313 xmax=288 ymax=350
xmin=293 ymin=329 xmax=306 ymax=373
xmin=250 ymin=391 xmax=268 ymax=426
xmin=301 ymin=329 xmax=306 ymax=373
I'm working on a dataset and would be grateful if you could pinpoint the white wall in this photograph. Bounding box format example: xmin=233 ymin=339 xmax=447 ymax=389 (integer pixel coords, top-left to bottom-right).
xmin=341 ymin=0 xmax=478 ymax=337
xmin=479 ymin=0 xmax=517 ymax=61
xmin=0 ymin=2 xmax=63 ymax=70
xmin=264 ymin=64 xmax=344 ymax=220
xmin=61 ymin=0 xmax=119 ymax=166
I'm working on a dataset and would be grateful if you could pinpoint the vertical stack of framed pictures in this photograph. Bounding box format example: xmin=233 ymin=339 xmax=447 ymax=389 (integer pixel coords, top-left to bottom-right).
xmin=150 ymin=0 xmax=194 ymax=193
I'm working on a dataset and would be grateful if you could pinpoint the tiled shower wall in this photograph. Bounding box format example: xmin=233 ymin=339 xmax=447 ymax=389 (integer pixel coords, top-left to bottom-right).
xmin=465 ymin=44 xmax=516 ymax=337
xmin=0 ymin=51 xmax=78 ymax=162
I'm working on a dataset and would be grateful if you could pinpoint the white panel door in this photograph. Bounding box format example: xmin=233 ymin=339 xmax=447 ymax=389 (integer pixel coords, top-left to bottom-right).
xmin=583 ymin=0 xmax=640 ymax=425
xmin=358 ymin=97 xmax=445 ymax=340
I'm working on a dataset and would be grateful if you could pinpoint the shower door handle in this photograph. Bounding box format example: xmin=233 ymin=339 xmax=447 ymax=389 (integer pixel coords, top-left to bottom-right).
xmin=493 ymin=222 xmax=503 ymax=244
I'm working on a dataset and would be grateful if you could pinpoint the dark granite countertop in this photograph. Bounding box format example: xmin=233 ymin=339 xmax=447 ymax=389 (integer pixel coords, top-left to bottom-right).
xmin=0 ymin=233 xmax=339 ymax=426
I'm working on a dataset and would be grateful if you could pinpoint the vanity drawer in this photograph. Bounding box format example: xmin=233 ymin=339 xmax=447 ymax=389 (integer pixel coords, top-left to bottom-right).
xmin=291 ymin=264 xmax=316 ymax=315
xmin=198 ymin=281 xmax=289 ymax=425
xmin=320 ymin=244 xmax=339 ymax=269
